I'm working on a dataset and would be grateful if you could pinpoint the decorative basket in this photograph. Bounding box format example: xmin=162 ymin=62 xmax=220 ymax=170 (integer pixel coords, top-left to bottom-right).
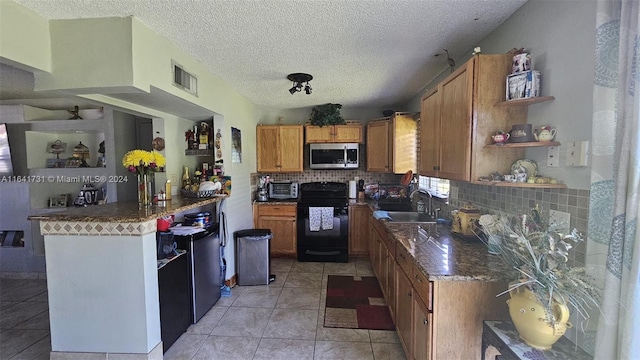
xmin=180 ymin=189 xmax=218 ymax=198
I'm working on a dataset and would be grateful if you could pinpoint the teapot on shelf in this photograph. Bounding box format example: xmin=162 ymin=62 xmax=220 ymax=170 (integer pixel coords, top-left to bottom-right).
xmin=491 ymin=131 xmax=510 ymax=145
xmin=534 ymin=126 xmax=556 ymax=142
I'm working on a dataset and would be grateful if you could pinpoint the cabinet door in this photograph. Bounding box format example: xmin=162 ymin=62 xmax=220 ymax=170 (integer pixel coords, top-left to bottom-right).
xmin=386 ymin=249 xmax=396 ymax=321
xmin=366 ymin=121 xmax=390 ymax=172
xmin=278 ymin=125 xmax=304 ymax=172
xmin=348 ymin=205 xmax=370 ymax=256
xmin=257 ymin=216 xmax=296 ymax=257
xmin=419 ymin=88 xmax=440 ymax=177
xmin=396 ymin=263 xmax=413 ymax=357
xmin=391 ymin=113 xmax=417 ymax=174
xmin=305 ymin=125 xmax=333 ymax=143
xmin=256 ymin=126 xmax=280 ymax=172
xmin=412 ymin=295 xmax=432 ymax=360
xmin=334 ymin=124 xmax=363 ymax=143
xmin=438 ymin=60 xmax=474 ymax=181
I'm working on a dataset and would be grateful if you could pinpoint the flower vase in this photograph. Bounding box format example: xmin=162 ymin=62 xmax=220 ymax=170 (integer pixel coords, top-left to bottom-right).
xmin=507 ymin=285 xmax=572 ymax=350
xmin=137 ymin=174 xmax=153 ymax=207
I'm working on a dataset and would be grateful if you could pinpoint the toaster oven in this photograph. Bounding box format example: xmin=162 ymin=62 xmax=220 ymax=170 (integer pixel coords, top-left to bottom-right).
xmin=268 ymin=181 xmax=299 ymax=199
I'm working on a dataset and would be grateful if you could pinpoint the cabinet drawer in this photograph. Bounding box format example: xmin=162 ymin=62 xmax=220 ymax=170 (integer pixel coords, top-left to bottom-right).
xmin=395 ymin=244 xmax=412 ymax=276
xmin=258 ymin=205 xmax=296 ymax=217
xmin=411 ymin=267 xmax=432 ymax=311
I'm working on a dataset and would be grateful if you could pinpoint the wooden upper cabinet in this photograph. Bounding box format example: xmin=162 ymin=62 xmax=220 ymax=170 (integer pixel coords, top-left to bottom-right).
xmin=419 ymin=54 xmax=527 ymax=182
xmin=419 ymin=88 xmax=440 ymax=178
xmin=305 ymin=123 xmax=363 ymax=143
xmin=256 ymin=125 xmax=303 ymax=172
xmin=367 ymin=113 xmax=417 ymax=174
xmin=366 ymin=120 xmax=391 ymax=172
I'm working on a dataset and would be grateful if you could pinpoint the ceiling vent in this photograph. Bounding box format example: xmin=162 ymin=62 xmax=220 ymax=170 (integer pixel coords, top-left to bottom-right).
xmin=172 ymin=60 xmax=198 ymax=96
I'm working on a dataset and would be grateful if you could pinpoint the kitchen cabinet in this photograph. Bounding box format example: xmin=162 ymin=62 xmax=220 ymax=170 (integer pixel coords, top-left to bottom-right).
xmin=396 ymin=261 xmax=413 ymax=357
xmin=348 ymin=204 xmax=370 ymax=256
xmin=419 ymin=54 xmax=528 ymax=181
xmin=367 ymin=210 xmax=509 ymax=360
xmin=366 ymin=112 xmax=417 ymax=173
xmin=412 ymin=295 xmax=432 ymax=360
xmin=253 ymin=203 xmax=297 ymax=257
xmin=305 ymin=123 xmax=363 ymax=143
xmin=256 ymin=125 xmax=303 ymax=172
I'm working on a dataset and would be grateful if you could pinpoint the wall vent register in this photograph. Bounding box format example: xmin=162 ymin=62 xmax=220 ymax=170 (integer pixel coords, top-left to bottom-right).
xmin=172 ymin=60 xmax=198 ymax=96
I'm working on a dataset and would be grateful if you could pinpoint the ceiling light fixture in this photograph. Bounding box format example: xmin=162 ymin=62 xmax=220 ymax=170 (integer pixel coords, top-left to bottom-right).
xmin=287 ymin=73 xmax=313 ymax=95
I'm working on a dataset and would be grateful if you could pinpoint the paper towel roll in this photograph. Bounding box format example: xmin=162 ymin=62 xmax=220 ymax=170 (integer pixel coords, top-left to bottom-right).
xmin=349 ymin=180 xmax=357 ymax=198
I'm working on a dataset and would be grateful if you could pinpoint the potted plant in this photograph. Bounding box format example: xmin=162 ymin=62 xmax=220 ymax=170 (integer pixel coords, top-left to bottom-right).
xmin=309 ymin=103 xmax=345 ymax=127
xmin=475 ymin=209 xmax=601 ymax=350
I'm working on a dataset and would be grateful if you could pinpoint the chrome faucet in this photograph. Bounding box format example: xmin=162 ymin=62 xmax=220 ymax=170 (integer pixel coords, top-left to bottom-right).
xmin=409 ymin=189 xmax=433 ymax=216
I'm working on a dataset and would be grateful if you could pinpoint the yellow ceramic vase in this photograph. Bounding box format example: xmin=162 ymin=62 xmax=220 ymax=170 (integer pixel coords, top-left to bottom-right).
xmin=507 ymin=285 xmax=572 ymax=350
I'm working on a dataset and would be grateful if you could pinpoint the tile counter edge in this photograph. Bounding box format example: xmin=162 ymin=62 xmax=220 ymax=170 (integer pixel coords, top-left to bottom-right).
xmin=29 ymin=196 xmax=225 ymax=236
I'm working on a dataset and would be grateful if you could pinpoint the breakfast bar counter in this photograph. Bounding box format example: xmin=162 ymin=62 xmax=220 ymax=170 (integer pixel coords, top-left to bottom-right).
xmin=28 ymin=196 xmax=224 ymax=359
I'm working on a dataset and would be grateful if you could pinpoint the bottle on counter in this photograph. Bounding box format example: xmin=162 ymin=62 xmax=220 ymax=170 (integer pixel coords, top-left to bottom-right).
xmin=416 ymin=198 xmax=426 ymax=213
xmin=165 ymin=180 xmax=172 ymax=200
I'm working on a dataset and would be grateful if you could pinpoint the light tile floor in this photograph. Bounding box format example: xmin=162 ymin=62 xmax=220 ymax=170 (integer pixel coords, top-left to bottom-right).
xmin=0 ymin=258 xmax=406 ymax=360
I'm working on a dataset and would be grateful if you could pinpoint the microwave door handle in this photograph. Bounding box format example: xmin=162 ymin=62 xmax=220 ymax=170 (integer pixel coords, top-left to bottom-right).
xmin=343 ymin=145 xmax=347 ymax=167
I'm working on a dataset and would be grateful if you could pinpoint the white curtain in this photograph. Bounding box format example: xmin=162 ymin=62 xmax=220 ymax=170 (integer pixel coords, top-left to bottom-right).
xmin=588 ymin=0 xmax=640 ymax=359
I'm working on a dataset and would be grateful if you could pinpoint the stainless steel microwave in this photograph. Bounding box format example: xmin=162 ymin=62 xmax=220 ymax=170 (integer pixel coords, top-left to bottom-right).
xmin=309 ymin=143 xmax=359 ymax=169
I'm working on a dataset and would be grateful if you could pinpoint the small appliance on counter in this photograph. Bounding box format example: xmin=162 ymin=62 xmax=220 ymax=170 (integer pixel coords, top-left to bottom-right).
xmin=256 ymin=175 xmax=269 ymax=202
xmin=268 ymin=180 xmax=299 ymax=200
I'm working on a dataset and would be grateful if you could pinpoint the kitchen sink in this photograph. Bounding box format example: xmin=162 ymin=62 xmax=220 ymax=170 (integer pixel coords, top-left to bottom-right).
xmin=387 ymin=211 xmax=437 ymax=224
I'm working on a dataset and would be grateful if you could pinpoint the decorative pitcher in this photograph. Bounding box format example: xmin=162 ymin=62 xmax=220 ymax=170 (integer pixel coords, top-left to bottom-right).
xmin=507 ymin=285 xmax=572 ymax=350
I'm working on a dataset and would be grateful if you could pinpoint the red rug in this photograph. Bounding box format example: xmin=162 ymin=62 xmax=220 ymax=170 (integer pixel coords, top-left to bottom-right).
xmin=324 ymin=275 xmax=395 ymax=330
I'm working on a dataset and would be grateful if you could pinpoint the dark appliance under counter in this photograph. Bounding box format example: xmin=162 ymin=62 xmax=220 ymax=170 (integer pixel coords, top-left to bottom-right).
xmin=297 ymin=182 xmax=349 ymax=262
xmin=157 ymin=250 xmax=190 ymax=352
xmin=175 ymin=223 xmax=221 ymax=324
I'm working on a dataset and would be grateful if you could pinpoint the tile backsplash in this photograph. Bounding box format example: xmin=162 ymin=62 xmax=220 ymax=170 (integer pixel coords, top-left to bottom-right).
xmin=445 ymin=181 xmax=590 ymax=265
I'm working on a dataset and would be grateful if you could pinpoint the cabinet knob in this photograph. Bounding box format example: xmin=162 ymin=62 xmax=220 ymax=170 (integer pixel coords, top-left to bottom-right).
xmin=423 ymin=318 xmax=429 ymax=325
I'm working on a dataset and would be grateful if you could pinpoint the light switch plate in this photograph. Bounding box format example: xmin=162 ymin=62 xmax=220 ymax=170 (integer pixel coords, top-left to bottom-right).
xmin=566 ymin=141 xmax=589 ymax=167
xmin=547 ymin=146 xmax=559 ymax=167
xmin=549 ymin=210 xmax=571 ymax=231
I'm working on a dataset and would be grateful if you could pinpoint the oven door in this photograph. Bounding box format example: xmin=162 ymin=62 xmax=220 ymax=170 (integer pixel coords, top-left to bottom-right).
xmin=296 ymin=204 xmax=348 ymax=262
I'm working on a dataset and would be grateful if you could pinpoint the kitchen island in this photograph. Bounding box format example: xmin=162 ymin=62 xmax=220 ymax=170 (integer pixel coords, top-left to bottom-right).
xmin=28 ymin=196 xmax=224 ymax=359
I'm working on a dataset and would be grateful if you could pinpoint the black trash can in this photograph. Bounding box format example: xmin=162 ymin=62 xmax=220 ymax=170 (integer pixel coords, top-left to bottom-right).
xmin=234 ymin=229 xmax=273 ymax=285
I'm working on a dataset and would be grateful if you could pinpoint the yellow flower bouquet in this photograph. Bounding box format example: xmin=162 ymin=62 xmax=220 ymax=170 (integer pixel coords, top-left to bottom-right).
xmin=122 ymin=150 xmax=166 ymax=206
xmin=122 ymin=149 xmax=166 ymax=176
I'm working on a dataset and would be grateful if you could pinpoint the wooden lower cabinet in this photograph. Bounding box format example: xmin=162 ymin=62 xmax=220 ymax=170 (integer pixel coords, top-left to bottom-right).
xmin=367 ymin=212 xmax=509 ymax=360
xmin=253 ymin=203 xmax=297 ymax=257
xmin=396 ymin=263 xmax=413 ymax=357
xmin=348 ymin=205 xmax=370 ymax=256
xmin=413 ymin=294 xmax=433 ymax=360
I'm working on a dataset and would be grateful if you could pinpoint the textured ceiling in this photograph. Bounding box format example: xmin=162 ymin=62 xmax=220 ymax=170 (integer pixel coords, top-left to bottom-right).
xmin=9 ymin=0 xmax=527 ymax=111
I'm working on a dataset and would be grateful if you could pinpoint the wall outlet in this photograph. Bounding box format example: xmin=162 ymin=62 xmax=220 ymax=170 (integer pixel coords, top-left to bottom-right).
xmin=549 ymin=210 xmax=571 ymax=231
xmin=547 ymin=146 xmax=559 ymax=167
xmin=169 ymin=174 xmax=178 ymax=183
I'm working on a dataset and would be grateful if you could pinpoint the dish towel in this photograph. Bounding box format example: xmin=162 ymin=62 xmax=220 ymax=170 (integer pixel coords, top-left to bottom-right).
xmin=309 ymin=207 xmax=334 ymax=231
xmin=321 ymin=207 xmax=334 ymax=230
xmin=373 ymin=210 xmax=392 ymax=220
xmin=309 ymin=207 xmax=322 ymax=231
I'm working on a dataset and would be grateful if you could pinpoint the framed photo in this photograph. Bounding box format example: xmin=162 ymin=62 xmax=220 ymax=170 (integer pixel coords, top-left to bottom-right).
xmin=49 ymin=194 xmax=68 ymax=208
xmin=46 ymin=159 xmax=66 ymax=168
xmin=65 ymin=158 xmax=82 ymax=168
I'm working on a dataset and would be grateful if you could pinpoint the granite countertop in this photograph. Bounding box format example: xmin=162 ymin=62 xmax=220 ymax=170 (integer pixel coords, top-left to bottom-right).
xmin=383 ymin=221 xmax=512 ymax=282
xmin=28 ymin=196 xmax=225 ymax=223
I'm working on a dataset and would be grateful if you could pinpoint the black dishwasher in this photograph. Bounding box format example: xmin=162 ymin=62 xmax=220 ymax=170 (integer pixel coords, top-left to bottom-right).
xmin=175 ymin=224 xmax=221 ymax=323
